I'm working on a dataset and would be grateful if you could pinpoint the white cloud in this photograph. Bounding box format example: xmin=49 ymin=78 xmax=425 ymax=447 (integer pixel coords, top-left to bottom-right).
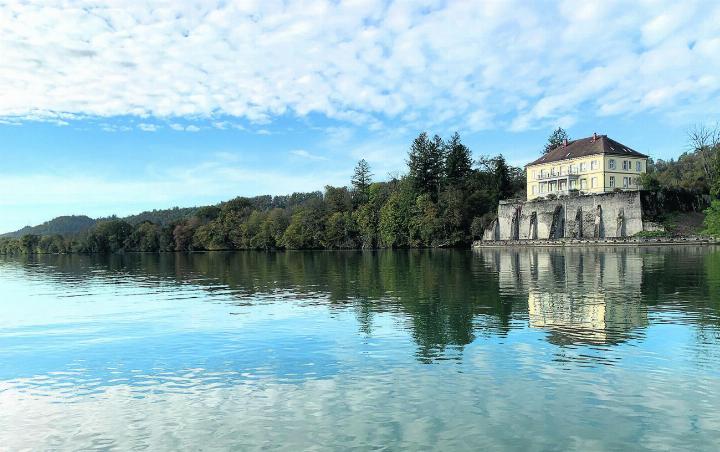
xmin=169 ymin=123 xmax=199 ymax=132
xmin=290 ymin=149 xmax=327 ymax=160
xmin=0 ymin=1 xmax=719 ymax=131
xmin=138 ymin=123 xmax=159 ymax=132
xmin=100 ymin=123 xmax=132 ymax=132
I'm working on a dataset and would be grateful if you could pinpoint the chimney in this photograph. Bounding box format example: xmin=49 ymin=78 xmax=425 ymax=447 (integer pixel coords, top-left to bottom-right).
xmin=592 ymin=132 xmax=598 ymax=142
xmin=563 ymin=138 xmax=568 ymax=147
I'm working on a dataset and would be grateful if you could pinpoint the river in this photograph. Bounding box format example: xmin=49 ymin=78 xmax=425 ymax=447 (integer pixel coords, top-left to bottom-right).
xmin=1 ymin=247 xmax=719 ymax=450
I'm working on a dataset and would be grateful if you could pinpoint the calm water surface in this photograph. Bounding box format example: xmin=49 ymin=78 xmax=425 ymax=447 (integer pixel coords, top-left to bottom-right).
xmin=2 ymin=247 xmax=720 ymax=450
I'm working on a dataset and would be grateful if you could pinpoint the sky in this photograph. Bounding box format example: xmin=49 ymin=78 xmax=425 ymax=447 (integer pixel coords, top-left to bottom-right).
xmin=1 ymin=0 xmax=720 ymax=233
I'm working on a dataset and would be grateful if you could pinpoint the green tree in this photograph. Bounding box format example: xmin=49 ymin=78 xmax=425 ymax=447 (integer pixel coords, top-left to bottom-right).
xmin=20 ymin=234 xmax=40 ymax=254
xmin=124 ymin=222 xmax=160 ymax=252
xmin=379 ymin=182 xmax=413 ymax=248
xmin=444 ymin=132 xmax=472 ymax=188
xmin=409 ymin=194 xmax=441 ymax=246
xmin=351 ymin=159 xmax=373 ymax=206
xmin=703 ymin=200 xmax=720 ymax=237
xmin=323 ymin=212 xmax=359 ymax=249
xmin=544 ymin=127 xmax=570 ymax=154
xmin=324 ymin=185 xmax=353 ymax=213
xmin=279 ymin=201 xmax=327 ymax=249
xmin=408 ymin=132 xmax=445 ymax=201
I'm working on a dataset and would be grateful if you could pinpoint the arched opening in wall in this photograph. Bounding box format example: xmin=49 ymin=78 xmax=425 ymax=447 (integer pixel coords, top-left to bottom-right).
xmin=529 ymin=211 xmax=538 ymax=239
xmin=574 ymin=207 xmax=583 ymax=238
xmin=510 ymin=205 xmax=521 ymax=240
xmin=594 ymin=205 xmax=604 ymax=238
xmin=549 ymin=205 xmax=565 ymax=239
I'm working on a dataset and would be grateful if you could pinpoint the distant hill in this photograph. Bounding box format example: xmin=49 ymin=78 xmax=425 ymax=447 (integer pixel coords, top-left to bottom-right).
xmin=2 ymin=207 xmax=200 ymax=238
xmin=2 ymin=215 xmax=97 ymax=238
xmin=121 ymin=207 xmax=199 ymax=226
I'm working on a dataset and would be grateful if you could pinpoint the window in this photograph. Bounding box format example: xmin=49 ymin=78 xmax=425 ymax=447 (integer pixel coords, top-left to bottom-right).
xmin=570 ymin=164 xmax=577 ymax=174
xmin=532 ymin=185 xmax=537 ymax=195
xmin=609 ymin=176 xmax=615 ymax=188
xmin=609 ymin=159 xmax=616 ymax=170
xmin=580 ymin=179 xmax=587 ymax=189
xmin=636 ymin=161 xmax=641 ymax=172
xmin=540 ymin=183 xmax=546 ymax=193
xmin=591 ymin=177 xmax=597 ymax=188
xmin=623 ymin=177 xmax=629 ymax=188
xmin=580 ymin=162 xmax=587 ymax=172
xmin=622 ymin=160 xmax=628 ymax=170
xmin=591 ymin=160 xmax=598 ymax=170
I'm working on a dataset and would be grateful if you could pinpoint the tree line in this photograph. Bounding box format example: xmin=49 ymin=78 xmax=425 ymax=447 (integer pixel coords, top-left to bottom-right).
xmin=0 ymin=132 xmax=525 ymax=255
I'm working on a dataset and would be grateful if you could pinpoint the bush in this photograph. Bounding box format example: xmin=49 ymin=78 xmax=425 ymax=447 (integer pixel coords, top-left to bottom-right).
xmin=633 ymin=230 xmax=669 ymax=238
xmin=703 ymin=200 xmax=720 ymax=237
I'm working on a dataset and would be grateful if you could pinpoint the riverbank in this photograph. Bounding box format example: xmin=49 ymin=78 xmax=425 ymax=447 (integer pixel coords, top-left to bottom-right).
xmin=473 ymin=236 xmax=720 ymax=248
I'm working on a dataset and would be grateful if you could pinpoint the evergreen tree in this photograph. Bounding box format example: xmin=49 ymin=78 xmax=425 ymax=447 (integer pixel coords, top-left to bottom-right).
xmin=444 ymin=132 xmax=472 ymax=187
xmin=544 ymin=127 xmax=570 ymax=154
xmin=408 ymin=132 xmax=445 ymax=201
xmin=351 ymin=159 xmax=373 ymax=205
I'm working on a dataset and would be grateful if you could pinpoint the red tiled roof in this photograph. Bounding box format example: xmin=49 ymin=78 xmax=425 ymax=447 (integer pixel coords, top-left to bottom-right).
xmin=526 ymin=135 xmax=648 ymax=167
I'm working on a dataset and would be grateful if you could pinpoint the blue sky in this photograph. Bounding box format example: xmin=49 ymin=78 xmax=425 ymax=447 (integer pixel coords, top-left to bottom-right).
xmin=1 ymin=0 xmax=720 ymax=233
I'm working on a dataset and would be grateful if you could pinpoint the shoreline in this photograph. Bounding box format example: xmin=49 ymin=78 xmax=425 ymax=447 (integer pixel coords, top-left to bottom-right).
xmin=473 ymin=236 xmax=720 ymax=248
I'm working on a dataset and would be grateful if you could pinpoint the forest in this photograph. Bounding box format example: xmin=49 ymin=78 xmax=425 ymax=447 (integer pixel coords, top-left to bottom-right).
xmin=0 ymin=132 xmax=524 ymax=255
xmin=2 ymin=127 xmax=719 ymax=256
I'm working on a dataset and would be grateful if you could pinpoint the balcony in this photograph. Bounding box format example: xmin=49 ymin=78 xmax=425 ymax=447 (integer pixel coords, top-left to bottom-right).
xmin=535 ymin=168 xmax=581 ymax=180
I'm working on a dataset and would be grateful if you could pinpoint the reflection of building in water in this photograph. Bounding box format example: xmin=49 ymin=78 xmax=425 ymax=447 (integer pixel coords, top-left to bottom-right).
xmin=479 ymin=247 xmax=648 ymax=345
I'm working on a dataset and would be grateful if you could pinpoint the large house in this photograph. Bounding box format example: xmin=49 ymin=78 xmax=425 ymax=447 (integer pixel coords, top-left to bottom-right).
xmin=525 ymin=133 xmax=648 ymax=201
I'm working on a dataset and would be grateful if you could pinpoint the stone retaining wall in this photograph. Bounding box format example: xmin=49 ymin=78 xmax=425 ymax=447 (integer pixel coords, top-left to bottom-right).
xmin=488 ymin=191 xmax=644 ymax=241
xmin=474 ymin=236 xmax=719 ymax=247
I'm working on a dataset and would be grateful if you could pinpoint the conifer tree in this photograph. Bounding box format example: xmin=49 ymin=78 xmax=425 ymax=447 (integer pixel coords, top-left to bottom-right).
xmin=351 ymin=159 xmax=373 ymax=205
xmin=544 ymin=127 xmax=570 ymax=154
xmin=444 ymin=132 xmax=472 ymax=187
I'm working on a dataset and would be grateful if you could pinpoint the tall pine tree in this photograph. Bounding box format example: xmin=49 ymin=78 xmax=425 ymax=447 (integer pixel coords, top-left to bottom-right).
xmin=544 ymin=127 xmax=570 ymax=154
xmin=444 ymin=132 xmax=472 ymax=187
xmin=408 ymin=132 xmax=445 ymax=201
xmin=351 ymin=159 xmax=373 ymax=205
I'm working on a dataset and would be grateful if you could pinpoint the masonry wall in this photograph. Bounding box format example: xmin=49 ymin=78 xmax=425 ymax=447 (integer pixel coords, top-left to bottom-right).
xmin=495 ymin=191 xmax=644 ymax=240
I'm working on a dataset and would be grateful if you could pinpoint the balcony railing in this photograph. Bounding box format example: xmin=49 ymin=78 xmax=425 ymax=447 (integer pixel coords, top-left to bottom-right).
xmin=535 ymin=168 xmax=581 ymax=180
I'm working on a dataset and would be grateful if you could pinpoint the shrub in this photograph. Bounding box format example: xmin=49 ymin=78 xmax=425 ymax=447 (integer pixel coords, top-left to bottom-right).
xmin=633 ymin=230 xmax=669 ymax=238
xmin=703 ymin=199 xmax=720 ymax=237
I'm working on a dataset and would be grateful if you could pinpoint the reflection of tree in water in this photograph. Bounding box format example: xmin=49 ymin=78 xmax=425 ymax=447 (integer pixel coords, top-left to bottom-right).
xmin=6 ymin=246 xmax=720 ymax=363
xmin=6 ymin=250 xmax=521 ymax=363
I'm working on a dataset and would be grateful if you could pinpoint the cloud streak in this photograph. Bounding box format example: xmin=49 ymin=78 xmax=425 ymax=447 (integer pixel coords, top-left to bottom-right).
xmin=0 ymin=1 xmax=718 ymax=131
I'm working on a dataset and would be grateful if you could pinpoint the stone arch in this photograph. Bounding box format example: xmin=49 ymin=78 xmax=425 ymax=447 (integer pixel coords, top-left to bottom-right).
xmin=549 ymin=205 xmax=565 ymax=239
xmin=593 ymin=205 xmax=604 ymax=238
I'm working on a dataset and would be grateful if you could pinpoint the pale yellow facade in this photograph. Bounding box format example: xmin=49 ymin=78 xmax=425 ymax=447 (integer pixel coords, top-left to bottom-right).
xmin=526 ymin=154 xmax=647 ymax=201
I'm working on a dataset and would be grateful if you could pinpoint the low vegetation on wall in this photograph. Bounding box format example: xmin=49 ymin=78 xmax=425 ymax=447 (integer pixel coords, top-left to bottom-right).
xmin=0 ymin=132 xmax=526 ymax=255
